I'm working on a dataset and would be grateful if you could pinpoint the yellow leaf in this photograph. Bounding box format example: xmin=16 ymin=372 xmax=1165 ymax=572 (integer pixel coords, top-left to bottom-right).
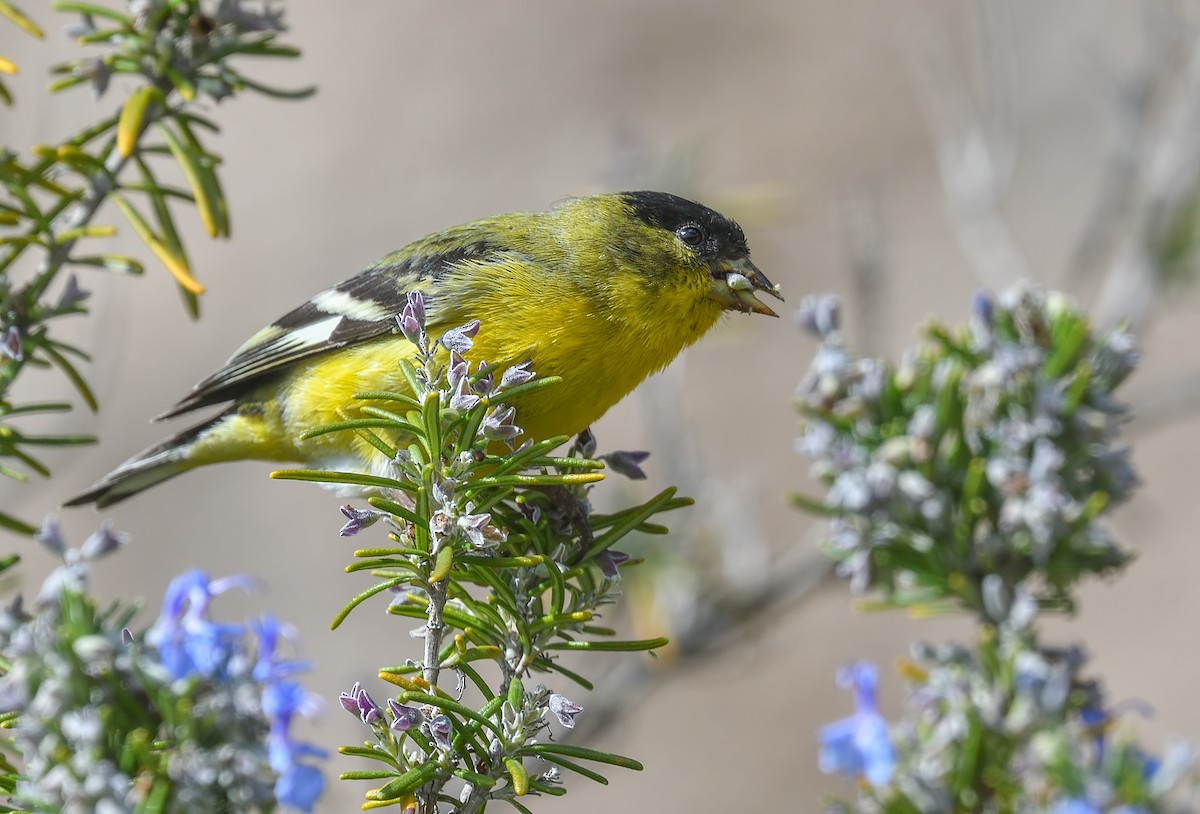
xmin=111 ymin=194 xmax=205 ymax=295
xmin=116 ymin=87 xmax=160 ymax=158
xmin=158 ymin=122 xmax=219 ymax=238
xmin=0 ymin=2 xmax=43 ymax=38
xmin=504 ymin=758 xmax=528 ymax=796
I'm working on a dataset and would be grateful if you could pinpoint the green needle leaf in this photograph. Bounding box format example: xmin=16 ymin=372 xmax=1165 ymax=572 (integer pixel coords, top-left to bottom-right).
xmin=38 ymin=342 xmax=97 ymax=411
xmin=157 ymin=121 xmax=221 ymax=238
xmin=368 ymin=762 xmax=439 ymax=803
xmin=546 ymin=637 xmax=669 ymax=652
xmin=520 ymin=743 xmax=644 ymax=771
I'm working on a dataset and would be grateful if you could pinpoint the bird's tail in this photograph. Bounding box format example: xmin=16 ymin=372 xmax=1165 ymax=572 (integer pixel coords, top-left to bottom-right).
xmin=64 ymin=413 xmax=227 ymax=509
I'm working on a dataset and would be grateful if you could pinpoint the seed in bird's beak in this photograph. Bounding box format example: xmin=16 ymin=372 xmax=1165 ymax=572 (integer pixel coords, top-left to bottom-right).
xmin=708 ymin=259 xmax=783 ymax=317
xmin=726 ymin=272 xmax=754 ymax=292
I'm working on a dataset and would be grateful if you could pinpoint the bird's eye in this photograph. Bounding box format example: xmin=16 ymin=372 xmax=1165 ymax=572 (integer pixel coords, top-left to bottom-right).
xmin=676 ymin=225 xmax=704 ymax=247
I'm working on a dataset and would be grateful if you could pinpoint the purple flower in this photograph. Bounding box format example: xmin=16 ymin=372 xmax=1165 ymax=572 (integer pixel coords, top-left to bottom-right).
xmin=397 ymin=292 xmax=426 ymax=343
xmin=595 ymin=549 xmax=630 ymax=579
xmin=472 ymin=360 xmax=494 ymax=394
xmin=548 ymin=694 xmax=583 ymax=729
xmin=599 ymin=450 xmax=650 ymax=480
xmin=972 ymin=290 xmax=994 ymax=324
xmin=35 ymin=515 xmax=66 ymax=556
xmin=458 ymin=511 xmax=499 ymax=548
xmin=439 ymin=320 xmax=481 ymax=354
xmin=447 ymin=352 xmax=481 ymax=410
xmin=406 ymin=291 xmax=425 ymax=324
xmin=79 ymin=521 xmax=127 ymax=560
xmin=388 ymin=698 xmax=424 ymax=733
xmin=1048 ymin=801 xmax=1099 ymax=814
xmin=339 ymin=504 xmax=383 ymax=537
xmin=432 ymin=479 xmax=457 ymax=507
xmin=264 ymin=679 xmax=327 ymax=812
xmin=447 ymin=350 xmax=468 ymax=388
xmin=1048 ymin=802 xmax=1148 ymax=814
xmin=483 ymin=405 xmax=520 ymax=443
xmin=818 ymin=662 xmax=894 ymax=786
xmin=570 ymin=429 xmax=596 ymax=459
xmin=449 ymin=376 xmax=481 ymax=411
xmin=430 ymin=714 xmax=453 ymax=750
xmin=794 ymin=293 xmax=840 ymax=338
xmin=339 ymin=681 xmax=383 ymax=725
xmin=499 ymin=361 xmax=535 ymax=389
xmin=263 ymin=680 xmax=324 ymax=736
xmin=57 ymin=274 xmax=90 ymax=309
xmin=1 ymin=327 xmax=22 ymax=362
xmin=398 ymin=313 xmax=421 ymax=343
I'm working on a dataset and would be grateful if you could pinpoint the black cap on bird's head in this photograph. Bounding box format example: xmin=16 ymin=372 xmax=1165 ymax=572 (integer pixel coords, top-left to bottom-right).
xmin=619 ymin=191 xmax=783 ymax=317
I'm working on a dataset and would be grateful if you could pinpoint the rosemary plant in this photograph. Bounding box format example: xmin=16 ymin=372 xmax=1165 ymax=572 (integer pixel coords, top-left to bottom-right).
xmin=0 ymin=520 xmax=325 ymax=812
xmin=796 ymin=286 xmax=1199 ymax=813
xmin=274 ymin=293 xmax=684 ymax=813
xmin=0 ymin=0 xmax=310 ymax=533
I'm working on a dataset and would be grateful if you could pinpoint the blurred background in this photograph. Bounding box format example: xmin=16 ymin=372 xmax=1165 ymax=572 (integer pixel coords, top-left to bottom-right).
xmin=5 ymin=0 xmax=1200 ymax=810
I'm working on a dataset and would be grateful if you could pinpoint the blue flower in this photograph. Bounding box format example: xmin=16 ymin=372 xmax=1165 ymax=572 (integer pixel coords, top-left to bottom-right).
xmin=1048 ymin=801 xmax=1098 ymax=814
xmin=275 ymin=762 xmax=325 ymax=812
xmin=257 ymin=620 xmax=326 ymax=812
xmin=263 ymin=679 xmax=327 ymax=812
xmin=147 ymin=571 xmax=255 ymax=681
xmin=252 ymin=614 xmax=311 ymax=683
xmin=818 ymin=661 xmax=894 ymax=786
xmin=1047 ymin=801 xmax=1148 ymax=814
xmin=147 ymin=574 xmax=327 ymax=810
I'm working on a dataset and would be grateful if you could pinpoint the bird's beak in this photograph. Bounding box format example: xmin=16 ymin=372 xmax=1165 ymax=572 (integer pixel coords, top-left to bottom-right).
xmin=708 ymin=256 xmax=784 ymax=317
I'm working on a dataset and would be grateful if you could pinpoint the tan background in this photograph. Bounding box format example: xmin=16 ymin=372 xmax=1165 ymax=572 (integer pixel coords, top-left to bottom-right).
xmin=5 ymin=1 xmax=1200 ymax=811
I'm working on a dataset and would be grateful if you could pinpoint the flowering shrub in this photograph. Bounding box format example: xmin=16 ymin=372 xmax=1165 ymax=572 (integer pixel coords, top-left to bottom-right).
xmin=798 ymin=286 xmax=1199 ymax=813
xmin=0 ymin=521 xmax=324 ymax=812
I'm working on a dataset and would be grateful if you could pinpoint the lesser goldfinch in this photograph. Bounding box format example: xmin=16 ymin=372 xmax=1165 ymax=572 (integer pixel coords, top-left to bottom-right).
xmin=67 ymin=191 xmax=781 ymax=508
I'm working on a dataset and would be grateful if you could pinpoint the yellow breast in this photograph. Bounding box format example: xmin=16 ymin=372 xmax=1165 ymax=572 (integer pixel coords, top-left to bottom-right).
xmin=464 ymin=265 xmax=724 ymax=440
xmin=271 ymin=268 xmax=723 ymax=468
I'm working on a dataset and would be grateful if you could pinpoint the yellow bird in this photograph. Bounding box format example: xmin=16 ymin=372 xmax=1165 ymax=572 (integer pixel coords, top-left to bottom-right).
xmin=67 ymin=191 xmax=782 ymax=508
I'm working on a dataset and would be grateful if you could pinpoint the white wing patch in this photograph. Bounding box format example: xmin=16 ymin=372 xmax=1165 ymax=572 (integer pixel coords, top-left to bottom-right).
xmin=311 ymin=289 xmax=391 ymax=321
xmin=217 ymin=314 xmax=344 ymax=380
xmin=283 ymin=314 xmax=344 ymax=348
